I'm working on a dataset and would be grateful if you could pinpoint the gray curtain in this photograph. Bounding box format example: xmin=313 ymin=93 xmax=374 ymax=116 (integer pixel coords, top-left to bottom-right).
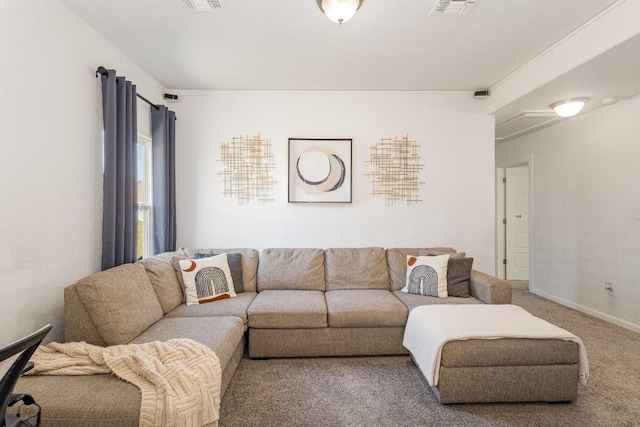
xmin=100 ymin=70 xmax=138 ymax=270
xmin=151 ymin=106 xmax=177 ymax=254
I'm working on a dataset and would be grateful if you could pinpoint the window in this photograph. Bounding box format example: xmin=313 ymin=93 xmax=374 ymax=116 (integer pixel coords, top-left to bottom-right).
xmin=137 ymin=134 xmax=153 ymax=259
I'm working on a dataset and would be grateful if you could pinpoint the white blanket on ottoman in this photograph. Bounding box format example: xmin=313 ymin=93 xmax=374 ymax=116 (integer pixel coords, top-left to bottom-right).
xmin=403 ymin=304 xmax=589 ymax=387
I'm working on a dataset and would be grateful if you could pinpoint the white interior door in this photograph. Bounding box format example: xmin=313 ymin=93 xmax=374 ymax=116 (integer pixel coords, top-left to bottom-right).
xmin=505 ymin=165 xmax=529 ymax=280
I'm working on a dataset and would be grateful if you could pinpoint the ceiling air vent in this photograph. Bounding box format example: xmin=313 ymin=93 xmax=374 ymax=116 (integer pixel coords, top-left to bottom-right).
xmin=495 ymin=110 xmax=560 ymax=142
xmin=430 ymin=0 xmax=478 ymax=16
xmin=180 ymin=0 xmax=224 ymax=13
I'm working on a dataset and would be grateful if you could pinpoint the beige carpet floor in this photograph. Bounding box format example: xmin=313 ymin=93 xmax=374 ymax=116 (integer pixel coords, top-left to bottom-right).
xmin=220 ymin=289 xmax=640 ymax=427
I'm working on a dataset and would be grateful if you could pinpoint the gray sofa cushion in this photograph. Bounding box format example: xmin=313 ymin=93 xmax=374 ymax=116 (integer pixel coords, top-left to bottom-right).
xmin=164 ymin=292 xmax=257 ymax=326
xmin=386 ymin=247 xmax=459 ymax=291
xmin=248 ymin=290 xmax=328 ymax=328
xmin=258 ymin=248 xmax=325 ymax=291
xmin=129 ymin=316 xmax=245 ymax=371
xmin=180 ymin=248 xmax=260 ymax=292
xmin=325 ymin=247 xmax=389 ymax=290
xmin=325 ymin=290 xmax=408 ymax=327
xmin=393 ymin=290 xmax=482 ymax=311
xmin=74 ymin=263 xmax=163 ymax=346
xmin=137 ymin=254 xmax=183 ymax=314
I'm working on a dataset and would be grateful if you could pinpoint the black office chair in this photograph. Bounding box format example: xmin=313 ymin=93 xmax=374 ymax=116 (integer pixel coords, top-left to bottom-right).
xmin=0 ymin=325 xmax=51 ymax=427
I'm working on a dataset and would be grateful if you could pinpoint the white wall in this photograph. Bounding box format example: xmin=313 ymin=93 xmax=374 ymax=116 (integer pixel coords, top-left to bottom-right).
xmin=0 ymin=0 xmax=166 ymax=345
xmin=172 ymin=91 xmax=496 ymax=273
xmin=496 ymin=95 xmax=640 ymax=331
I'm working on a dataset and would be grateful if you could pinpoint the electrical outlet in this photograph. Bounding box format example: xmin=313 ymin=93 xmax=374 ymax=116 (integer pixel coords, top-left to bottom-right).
xmin=604 ymin=282 xmax=614 ymax=295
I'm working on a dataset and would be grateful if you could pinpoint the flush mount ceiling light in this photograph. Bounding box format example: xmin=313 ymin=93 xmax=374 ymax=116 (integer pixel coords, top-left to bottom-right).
xmin=550 ymin=98 xmax=589 ymax=118
xmin=316 ymin=0 xmax=363 ymax=24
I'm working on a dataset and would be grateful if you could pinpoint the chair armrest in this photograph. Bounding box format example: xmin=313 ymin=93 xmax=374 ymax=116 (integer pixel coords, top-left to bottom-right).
xmin=22 ymin=361 xmax=34 ymax=375
xmin=469 ymin=270 xmax=512 ymax=304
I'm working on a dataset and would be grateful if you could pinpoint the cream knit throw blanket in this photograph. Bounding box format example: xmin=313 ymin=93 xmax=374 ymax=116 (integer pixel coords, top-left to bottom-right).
xmin=28 ymin=339 xmax=221 ymax=427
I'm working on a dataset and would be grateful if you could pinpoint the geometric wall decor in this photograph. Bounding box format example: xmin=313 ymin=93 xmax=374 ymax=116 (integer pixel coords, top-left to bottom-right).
xmin=366 ymin=134 xmax=425 ymax=206
xmin=217 ymin=133 xmax=277 ymax=206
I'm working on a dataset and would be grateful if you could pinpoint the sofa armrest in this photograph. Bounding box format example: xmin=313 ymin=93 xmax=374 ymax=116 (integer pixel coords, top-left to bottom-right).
xmin=64 ymin=285 xmax=107 ymax=346
xmin=469 ymin=270 xmax=512 ymax=304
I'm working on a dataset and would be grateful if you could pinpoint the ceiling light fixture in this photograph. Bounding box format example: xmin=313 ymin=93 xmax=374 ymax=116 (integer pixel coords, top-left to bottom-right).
xmin=550 ymin=98 xmax=589 ymax=118
xmin=316 ymin=0 xmax=363 ymax=24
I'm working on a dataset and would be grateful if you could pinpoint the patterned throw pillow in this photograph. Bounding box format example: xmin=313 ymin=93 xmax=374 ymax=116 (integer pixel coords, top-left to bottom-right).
xmin=401 ymin=254 xmax=450 ymax=297
xmin=179 ymin=253 xmax=237 ymax=305
xmin=195 ymin=252 xmax=244 ymax=293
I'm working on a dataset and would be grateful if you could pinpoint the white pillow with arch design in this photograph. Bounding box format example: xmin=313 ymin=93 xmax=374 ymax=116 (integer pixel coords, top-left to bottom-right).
xmin=179 ymin=253 xmax=236 ymax=305
xmin=401 ymin=254 xmax=450 ymax=298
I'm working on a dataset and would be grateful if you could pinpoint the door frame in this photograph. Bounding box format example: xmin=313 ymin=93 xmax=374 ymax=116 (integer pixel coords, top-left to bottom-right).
xmin=496 ymin=155 xmax=534 ymax=286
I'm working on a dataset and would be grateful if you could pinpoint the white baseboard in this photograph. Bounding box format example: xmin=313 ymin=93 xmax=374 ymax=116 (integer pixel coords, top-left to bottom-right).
xmin=530 ymin=289 xmax=640 ymax=334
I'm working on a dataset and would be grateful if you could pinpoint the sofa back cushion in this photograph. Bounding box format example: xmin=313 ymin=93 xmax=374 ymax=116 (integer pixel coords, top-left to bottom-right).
xmin=386 ymin=247 xmax=459 ymax=291
xmin=74 ymin=263 xmax=163 ymax=345
xmin=137 ymin=252 xmax=183 ymax=314
xmin=181 ymin=248 xmax=259 ymax=292
xmin=258 ymin=248 xmax=325 ymax=291
xmin=325 ymin=247 xmax=389 ymax=291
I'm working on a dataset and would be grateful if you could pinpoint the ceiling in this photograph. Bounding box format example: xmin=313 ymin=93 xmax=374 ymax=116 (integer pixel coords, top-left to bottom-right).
xmin=59 ymin=0 xmax=640 ymax=140
xmin=493 ymin=32 xmax=640 ymax=141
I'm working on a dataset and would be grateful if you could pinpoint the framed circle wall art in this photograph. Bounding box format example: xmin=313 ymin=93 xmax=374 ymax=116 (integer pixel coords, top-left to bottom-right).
xmin=288 ymin=138 xmax=352 ymax=203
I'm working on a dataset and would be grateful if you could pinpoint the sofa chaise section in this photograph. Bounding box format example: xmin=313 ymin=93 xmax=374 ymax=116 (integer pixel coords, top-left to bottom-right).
xmin=14 ymin=316 xmax=245 ymax=427
xmin=434 ymin=338 xmax=580 ymax=403
xmin=16 ymin=251 xmax=256 ymax=426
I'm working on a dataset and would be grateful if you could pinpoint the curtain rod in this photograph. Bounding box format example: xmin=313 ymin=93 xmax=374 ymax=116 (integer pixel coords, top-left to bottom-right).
xmin=95 ymin=66 xmax=160 ymax=110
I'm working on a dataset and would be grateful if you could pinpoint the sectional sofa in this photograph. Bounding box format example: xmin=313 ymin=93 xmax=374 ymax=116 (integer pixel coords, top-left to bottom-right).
xmin=15 ymin=247 xmax=511 ymax=426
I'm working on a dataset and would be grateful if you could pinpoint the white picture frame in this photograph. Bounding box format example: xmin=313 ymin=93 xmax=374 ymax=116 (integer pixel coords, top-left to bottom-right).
xmin=288 ymin=138 xmax=352 ymax=203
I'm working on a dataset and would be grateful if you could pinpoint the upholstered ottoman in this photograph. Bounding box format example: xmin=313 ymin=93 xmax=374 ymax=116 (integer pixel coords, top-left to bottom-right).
xmin=403 ymin=305 xmax=588 ymax=404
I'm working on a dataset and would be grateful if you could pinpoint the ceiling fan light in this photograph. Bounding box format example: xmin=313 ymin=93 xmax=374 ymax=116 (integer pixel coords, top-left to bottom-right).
xmin=318 ymin=0 xmax=362 ymax=24
xmin=550 ymin=98 xmax=589 ymax=118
